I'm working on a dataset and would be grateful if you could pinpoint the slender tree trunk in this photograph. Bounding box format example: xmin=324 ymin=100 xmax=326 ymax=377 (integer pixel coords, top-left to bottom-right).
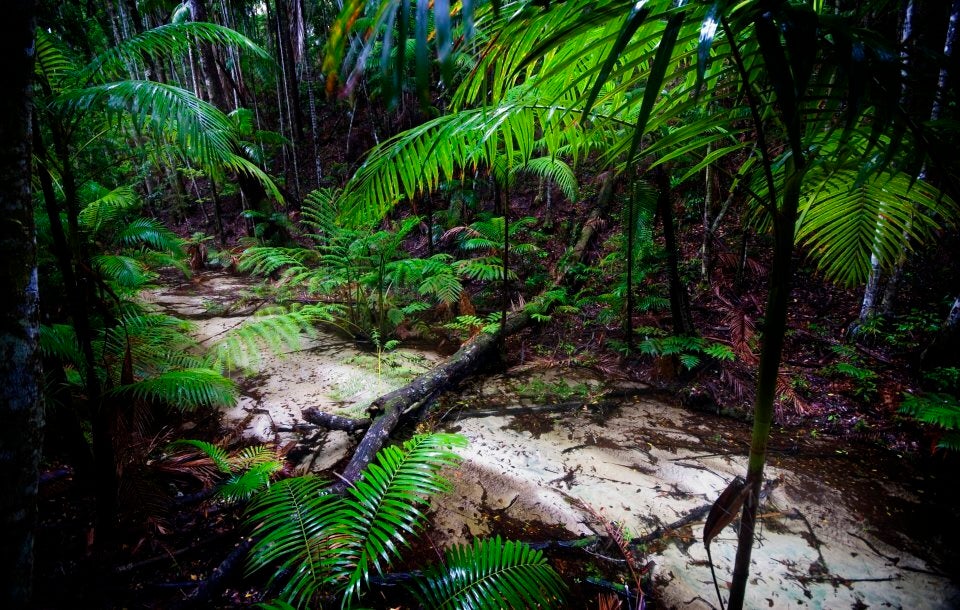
xmin=655 ymin=167 xmax=695 ymax=336
xmin=274 ymin=0 xmax=304 ymax=138
xmin=880 ymin=0 xmax=958 ymax=316
xmin=857 ymin=1 xmax=916 ymax=329
xmin=210 ymin=177 xmax=225 ymax=245
xmin=625 ymin=180 xmax=636 ymax=349
xmin=304 ymin=60 xmax=323 ymax=187
xmin=727 ymin=158 xmax=802 ymax=610
xmin=46 ymin=115 xmax=119 ymax=544
xmin=0 ymin=4 xmax=41 ymax=605
xmin=500 ymin=180 xmax=511 ymax=349
xmin=702 ymin=146 xmax=715 ymax=281
xmin=187 ymin=0 xmax=229 ymax=109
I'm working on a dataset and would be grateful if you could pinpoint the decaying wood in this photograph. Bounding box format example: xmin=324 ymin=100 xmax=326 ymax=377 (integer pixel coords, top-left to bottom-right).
xmin=301 ymin=408 xmax=370 ymax=432
xmin=332 ymin=309 xmax=534 ymax=490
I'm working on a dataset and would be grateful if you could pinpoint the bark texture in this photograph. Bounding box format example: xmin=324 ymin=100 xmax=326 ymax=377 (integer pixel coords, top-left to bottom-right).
xmin=0 ymin=2 xmax=41 ymax=605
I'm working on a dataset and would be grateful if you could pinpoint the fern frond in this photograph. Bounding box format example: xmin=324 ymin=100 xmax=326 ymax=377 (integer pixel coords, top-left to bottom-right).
xmin=516 ymin=156 xmax=579 ymax=201
xmin=454 ymin=257 xmax=516 ymax=282
xmin=408 ymin=536 xmax=566 ymax=610
xmin=208 ymin=307 xmax=318 ymax=371
xmin=232 ymin=445 xmax=281 ymax=470
xmin=239 ymin=247 xmax=315 ymax=277
xmin=39 ymin=323 xmax=83 ymax=369
xmin=113 ymin=368 xmax=238 ymax=410
xmin=900 ymin=393 xmax=960 ymax=430
xmin=220 ymin=462 xmax=282 ymax=502
xmin=246 ymin=477 xmax=341 ymax=608
xmin=93 ymin=254 xmax=153 ymax=289
xmin=168 ymin=439 xmax=232 ymax=473
xmin=328 ymin=433 xmax=467 ymax=602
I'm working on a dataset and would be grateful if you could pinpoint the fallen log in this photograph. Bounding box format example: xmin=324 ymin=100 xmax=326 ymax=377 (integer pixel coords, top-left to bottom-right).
xmin=301 ymin=408 xmax=370 ymax=432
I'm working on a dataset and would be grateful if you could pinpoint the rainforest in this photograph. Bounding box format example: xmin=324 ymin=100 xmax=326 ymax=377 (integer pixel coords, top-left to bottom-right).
xmin=2 ymin=0 xmax=960 ymax=608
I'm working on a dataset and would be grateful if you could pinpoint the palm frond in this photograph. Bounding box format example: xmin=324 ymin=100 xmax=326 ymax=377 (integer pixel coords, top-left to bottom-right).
xmin=119 ymin=217 xmax=185 ymax=256
xmin=34 ymin=28 xmax=79 ymax=92
xmin=77 ymin=183 xmax=139 ymax=232
xmin=82 ymin=22 xmax=273 ymax=83
xmin=408 ymin=536 xmax=567 ymax=610
xmin=795 ymin=170 xmax=955 ymax=286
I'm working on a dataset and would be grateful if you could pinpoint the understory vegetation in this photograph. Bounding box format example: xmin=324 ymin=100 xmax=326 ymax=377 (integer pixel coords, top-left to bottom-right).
xmin=4 ymin=0 xmax=960 ymax=608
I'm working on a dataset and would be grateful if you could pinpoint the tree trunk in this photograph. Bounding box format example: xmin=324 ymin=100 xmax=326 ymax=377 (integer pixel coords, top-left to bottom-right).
xmin=655 ymin=168 xmax=695 ymax=337
xmin=856 ymin=0 xmax=917 ymax=330
xmin=727 ymin=156 xmax=802 ymax=610
xmin=701 ymin=146 xmax=715 ymax=281
xmin=0 ymin=3 xmax=41 ymax=605
xmin=187 ymin=0 xmax=229 ymax=109
xmin=274 ymin=0 xmax=304 ymax=139
xmin=880 ymin=0 xmax=958 ymax=316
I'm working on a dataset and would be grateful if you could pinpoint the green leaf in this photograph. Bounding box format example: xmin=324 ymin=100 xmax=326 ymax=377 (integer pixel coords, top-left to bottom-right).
xmin=113 ymin=368 xmax=238 ymax=410
xmin=408 ymin=536 xmax=566 ymax=610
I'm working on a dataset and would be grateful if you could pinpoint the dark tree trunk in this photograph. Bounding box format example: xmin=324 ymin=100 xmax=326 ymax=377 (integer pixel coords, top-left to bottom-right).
xmin=187 ymin=0 xmax=229 ymax=109
xmin=654 ymin=167 xmax=695 ymax=336
xmin=274 ymin=0 xmax=304 ymax=138
xmin=0 ymin=3 xmax=41 ymax=606
xmin=727 ymin=159 xmax=801 ymax=610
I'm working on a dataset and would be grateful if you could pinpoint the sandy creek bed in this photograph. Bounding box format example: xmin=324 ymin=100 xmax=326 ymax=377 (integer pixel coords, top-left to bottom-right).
xmin=148 ymin=272 xmax=959 ymax=609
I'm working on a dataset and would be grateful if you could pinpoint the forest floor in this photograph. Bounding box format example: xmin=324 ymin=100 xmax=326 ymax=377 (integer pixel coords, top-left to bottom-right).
xmin=31 ymin=272 xmax=959 ymax=609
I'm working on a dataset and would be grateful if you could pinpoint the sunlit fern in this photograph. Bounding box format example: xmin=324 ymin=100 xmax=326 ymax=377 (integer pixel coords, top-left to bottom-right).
xmin=246 ymin=433 xmax=468 ymax=608
xmin=208 ymin=303 xmax=347 ymax=372
xmin=166 ymin=439 xmax=283 ymax=502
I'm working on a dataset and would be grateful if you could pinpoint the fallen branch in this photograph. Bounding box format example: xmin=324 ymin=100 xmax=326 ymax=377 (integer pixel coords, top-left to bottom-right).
xmin=301 ymin=408 xmax=370 ymax=432
xmin=175 ymin=536 xmax=254 ymax=609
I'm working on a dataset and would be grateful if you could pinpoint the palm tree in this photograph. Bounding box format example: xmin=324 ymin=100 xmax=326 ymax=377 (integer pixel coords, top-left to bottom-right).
xmin=325 ymin=1 xmax=957 ymax=607
xmin=31 ymin=19 xmax=278 ymax=542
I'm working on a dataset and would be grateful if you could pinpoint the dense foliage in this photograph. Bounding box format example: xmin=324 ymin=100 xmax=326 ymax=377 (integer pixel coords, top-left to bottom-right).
xmin=4 ymin=0 xmax=959 ymax=608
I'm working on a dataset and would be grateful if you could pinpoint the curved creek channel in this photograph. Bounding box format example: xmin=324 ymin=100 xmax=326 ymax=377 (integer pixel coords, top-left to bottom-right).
xmin=148 ymin=272 xmax=959 ymax=609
